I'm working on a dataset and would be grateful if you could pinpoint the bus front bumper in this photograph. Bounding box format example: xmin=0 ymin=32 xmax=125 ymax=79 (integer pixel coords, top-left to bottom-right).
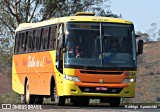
xmin=62 ymin=80 xmax=135 ymax=98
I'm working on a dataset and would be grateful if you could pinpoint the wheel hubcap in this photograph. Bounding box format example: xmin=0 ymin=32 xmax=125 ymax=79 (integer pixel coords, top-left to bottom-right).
xmin=26 ymin=83 xmax=30 ymax=103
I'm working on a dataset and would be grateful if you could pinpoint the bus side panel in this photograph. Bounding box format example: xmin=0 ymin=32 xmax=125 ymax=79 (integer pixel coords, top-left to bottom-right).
xmin=28 ymin=73 xmax=52 ymax=95
xmin=12 ymin=57 xmax=24 ymax=94
xmin=12 ymin=51 xmax=57 ymax=95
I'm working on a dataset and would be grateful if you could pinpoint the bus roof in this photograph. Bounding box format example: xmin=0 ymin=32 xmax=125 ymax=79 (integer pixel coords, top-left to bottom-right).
xmin=16 ymin=15 xmax=133 ymax=32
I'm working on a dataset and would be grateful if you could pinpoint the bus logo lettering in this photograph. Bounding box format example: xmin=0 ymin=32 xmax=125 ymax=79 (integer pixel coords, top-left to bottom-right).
xmin=28 ymin=56 xmax=45 ymax=68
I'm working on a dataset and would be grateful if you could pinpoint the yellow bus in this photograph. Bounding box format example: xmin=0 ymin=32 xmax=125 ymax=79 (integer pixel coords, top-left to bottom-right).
xmin=12 ymin=12 xmax=143 ymax=106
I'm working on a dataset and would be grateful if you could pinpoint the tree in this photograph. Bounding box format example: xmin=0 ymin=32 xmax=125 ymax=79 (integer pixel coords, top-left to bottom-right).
xmin=147 ymin=23 xmax=159 ymax=41
xmin=0 ymin=0 xmax=111 ymax=37
xmin=0 ymin=37 xmax=13 ymax=77
xmin=0 ymin=0 xmax=111 ymax=76
xmin=136 ymin=31 xmax=150 ymax=43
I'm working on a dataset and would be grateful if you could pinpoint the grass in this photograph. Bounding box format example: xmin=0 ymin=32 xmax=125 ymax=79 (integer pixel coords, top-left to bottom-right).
xmin=0 ymin=91 xmax=54 ymax=104
xmin=43 ymin=98 xmax=53 ymax=104
xmin=0 ymin=91 xmax=21 ymax=103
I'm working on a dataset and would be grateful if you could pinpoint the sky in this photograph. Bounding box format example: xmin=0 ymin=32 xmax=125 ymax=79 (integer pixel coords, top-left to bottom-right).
xmin=110 ymin=0 xmax=160 ymax=33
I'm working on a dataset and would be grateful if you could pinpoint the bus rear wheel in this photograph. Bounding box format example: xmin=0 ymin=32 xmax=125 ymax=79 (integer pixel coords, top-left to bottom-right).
xmin=24 ymin=80 xmax=43 ymax=104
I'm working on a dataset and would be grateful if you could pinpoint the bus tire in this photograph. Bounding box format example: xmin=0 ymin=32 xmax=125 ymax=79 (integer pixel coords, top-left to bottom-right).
xmin=50 ymin=77 xmax=55 ymax=101
xmin=25 ymin=80 xmax=36 ymax=104
xmin=109 ymin=97 xmax=120 ymax=107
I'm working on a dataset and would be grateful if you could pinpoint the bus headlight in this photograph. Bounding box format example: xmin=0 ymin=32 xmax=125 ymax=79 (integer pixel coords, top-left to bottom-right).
xmin=63 ymin=75 xmax=80 ymax=82
xmin=122 ymin=78 xmax=136 ymax=83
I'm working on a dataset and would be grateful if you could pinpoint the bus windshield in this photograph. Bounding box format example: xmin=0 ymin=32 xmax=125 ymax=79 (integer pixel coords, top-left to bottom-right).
xmin=64 ymin=22 xmax=137 ymax=70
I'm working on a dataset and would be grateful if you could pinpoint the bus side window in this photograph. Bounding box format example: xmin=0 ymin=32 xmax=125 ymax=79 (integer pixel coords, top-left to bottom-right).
xmin=47 ymin=27 xmax=51 ymax=49
xmin=17 ymin=33 xmax=21 ymax=53
xmin=37 ymin=29 xmax=41 ymax=50
xmin=44 ymin=27 xmax=49 ymax=49
xmin=33 ymin=30 xmax=37 ymax=50
xmin=20 ymin=33 xmax=24 ymax=53
xmin=41 ymin=29 xmax=45 ymax=50
xmin=19 ymin=33 xmax=23 ymax=53
xmin=49 ymin=26 xmax=56 ymax=49
xmin=25 ymin=32 xmax=29 ymax=52
xmin=42 ymin=28 xmax=48 ymax=49
xmin=30 ymin=30 xmax=35 ymax=51
xmin=14 ymin=33 xmax=19 ymax=54
xmin=27 ymin=31 xmax=33 ymax=52
xmin=23 ymin=32 xmax=27 ymax=52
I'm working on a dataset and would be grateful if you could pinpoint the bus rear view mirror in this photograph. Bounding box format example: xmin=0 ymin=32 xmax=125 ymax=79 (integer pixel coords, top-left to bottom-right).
xmin=137 ymin=39 xmax=143 ymax=55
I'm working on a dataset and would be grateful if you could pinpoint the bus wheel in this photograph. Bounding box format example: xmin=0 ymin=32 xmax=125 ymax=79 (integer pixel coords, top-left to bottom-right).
xmin=54 ymin=87 xmax=65 ymax=106
xmin=25 ymin=81 xmax=35 ymax=104
xmin=109 ymin=97 xmax=120 ymax=107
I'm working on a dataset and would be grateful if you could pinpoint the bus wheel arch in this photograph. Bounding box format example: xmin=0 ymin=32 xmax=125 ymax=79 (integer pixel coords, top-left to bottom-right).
xmin=22 ymin=77 xmax=43 ymax=104
xmin=50 ymin=75 xmax=65 ymax=105
xmin=21 ymin=77 xmax=28 ymax=103
xmin=50 ymin=76 xmax=55 ymax=101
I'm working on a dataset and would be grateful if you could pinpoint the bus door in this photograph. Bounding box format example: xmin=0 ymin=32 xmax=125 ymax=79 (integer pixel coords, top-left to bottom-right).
xmin=56 ymin=23 xmax=65 ymax=73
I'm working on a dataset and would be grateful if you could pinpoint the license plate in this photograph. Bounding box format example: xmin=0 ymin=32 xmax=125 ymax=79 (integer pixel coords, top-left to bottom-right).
xmin=96 ymin=87 xmax=108 ymax=91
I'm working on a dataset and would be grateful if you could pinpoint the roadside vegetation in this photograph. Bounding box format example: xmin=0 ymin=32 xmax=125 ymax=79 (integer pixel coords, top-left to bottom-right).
xmin=0 ymin=91 xmax=20 ymax=104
